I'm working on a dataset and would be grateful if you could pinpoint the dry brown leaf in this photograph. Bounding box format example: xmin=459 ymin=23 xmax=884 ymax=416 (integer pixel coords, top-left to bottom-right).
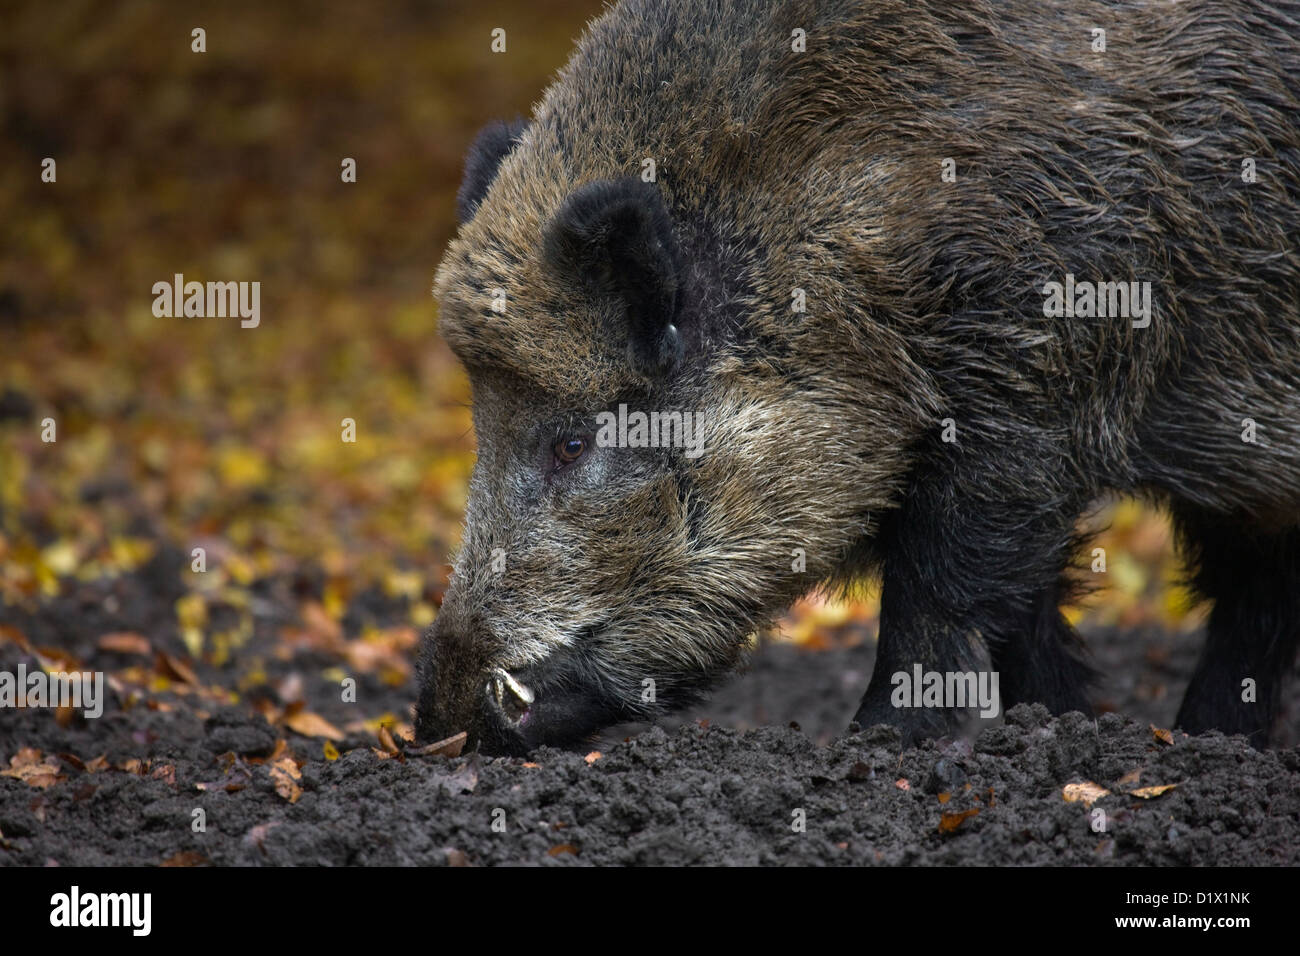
xmin=1151 ymin=725 xmax=1175 ymax=746
xmin=161 ymin=851 xmax=208 ymax=867
xmin=1131 ymin=783 xmax=1179 ymax=799
xmin=35 ymin=646 xmax=82 ymax=671
xmin=937 ymin=792 xmax=951 ymax=804
xmin=938 ymin=808 xmax=980 ymax=833
xmin=269 ymin=757 xmax=302 ymax=803
xmin=895 ymin=778 xmax=910 ymax=791
xmin=521 ymin=762 xmax=540 ymax=769
xmin=284 ymin=710 xmax=345 ymax=741
xmin=1117 ymin=768 xmax=1143 ymax=788
xmin=156 ymin=652 xmax=199 ymax=686
xmin=97 ymin=632 xmax=152 ymax=655
xmin=1063 ymin=781 xmax=1111 ymax=807
xmin=85 ymin=754 xmax=110 ymax=773
xmin=22 ymin=771 xmax=62 ymax=789
xmin=0 ymin=624 xmax=32 ymax=652
xmin=406 ymin=731 xmax=466 ymax=758
xmin=584 ymin=751 xmax=602 ymax=764
xmin=2 ymin=749 xmax=66 ymax=789
xmin=547 ymin=844 xmax=578 ymax=857
xmin=445 ymin=848 xmax=470 ymax=867
xmin=377 ymin=725 xmax=400 ymax=754
xmin=57 ymin=752 xmax=85 ymax=772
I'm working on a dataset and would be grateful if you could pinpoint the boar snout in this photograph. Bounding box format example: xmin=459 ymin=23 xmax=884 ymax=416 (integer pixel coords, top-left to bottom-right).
xmin=413 ymin=616 xmax=524 ymax=755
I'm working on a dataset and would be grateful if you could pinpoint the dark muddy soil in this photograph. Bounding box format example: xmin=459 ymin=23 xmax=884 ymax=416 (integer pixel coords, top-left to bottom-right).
xmin=1 ymin=556 xmax=1297 ymax=866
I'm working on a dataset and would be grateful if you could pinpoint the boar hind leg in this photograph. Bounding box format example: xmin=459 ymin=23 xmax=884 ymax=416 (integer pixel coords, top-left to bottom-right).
xmin=852 ymin=450 xmax=1085 ymax=746
xmin=989 ymin=580 xmax=1095 ymax=717
xmin=1173 ymin=507 xmax=1300 ymax=748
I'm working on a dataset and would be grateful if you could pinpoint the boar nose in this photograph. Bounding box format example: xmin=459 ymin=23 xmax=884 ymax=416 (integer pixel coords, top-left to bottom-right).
xmin=486 ymin=667 xmax=534 ymax=724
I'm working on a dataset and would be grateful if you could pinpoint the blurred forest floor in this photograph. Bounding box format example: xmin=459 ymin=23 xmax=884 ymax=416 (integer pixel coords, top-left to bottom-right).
xmin=1 ymin=0 xmax=1207 ymax=748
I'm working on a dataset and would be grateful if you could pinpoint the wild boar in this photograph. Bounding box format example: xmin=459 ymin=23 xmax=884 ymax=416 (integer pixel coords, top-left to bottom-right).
xmin=416 ymin=0 xmax=1300 ymax=754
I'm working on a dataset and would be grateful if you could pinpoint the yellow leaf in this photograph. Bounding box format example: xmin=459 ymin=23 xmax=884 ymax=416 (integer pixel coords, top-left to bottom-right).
xmin=1063 ymin=782 xmax=1111 ymax=807
xmin=1131 ymin=783 xmax=1178 ymax=799
xmin=41 ymin=540 xmax=79 ymax=576
xmin=218 ymin=446 xmax=268 ymax=488
xmin=176 ymin=593 xmax=208 ymax=629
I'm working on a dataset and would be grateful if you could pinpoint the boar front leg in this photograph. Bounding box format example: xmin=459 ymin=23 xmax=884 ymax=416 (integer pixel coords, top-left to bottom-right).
xmin=851 ymin=449 xmax=1088 ymax=745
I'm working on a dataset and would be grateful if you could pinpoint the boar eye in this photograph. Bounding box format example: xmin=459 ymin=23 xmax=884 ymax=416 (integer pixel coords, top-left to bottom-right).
xmin=554 ymin=437 xmax=587 ymax=466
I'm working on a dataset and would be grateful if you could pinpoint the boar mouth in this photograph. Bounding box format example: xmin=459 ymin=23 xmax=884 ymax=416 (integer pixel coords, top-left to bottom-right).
xmin=472 ymin=643 xmax=626 ymax=756
xmin=487 ymin=667 xmax=535 ymax=726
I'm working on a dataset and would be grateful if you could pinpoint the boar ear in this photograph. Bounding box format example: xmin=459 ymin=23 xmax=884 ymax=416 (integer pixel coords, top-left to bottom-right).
xmin=543 ymin=178 xmax=683 ymax=377
xmin=456 ymin=118 xmax=529 ymax=224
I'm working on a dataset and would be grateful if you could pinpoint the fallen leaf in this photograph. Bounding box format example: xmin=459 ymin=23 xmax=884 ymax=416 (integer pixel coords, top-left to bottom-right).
xmin=1130 ymin=783 xmax=1178 ymax=799
xmin=156 ymin=652 xmax=199 ymax=686
xmin=0 ymin=625 xmax=32 ymax=652
xmin=97 ymin=632 xmax=151 ymax=655
xmin=284 ymin=710 xmax=345 ymax=741
xmin=2 ymin=749 xmax=66 ymax=788
xmin=57 ymin=752 xmax=85 ymax=771
xmin=160 ymin=851 xmax=208 ymax=867
xmin=84 ymin=755 xmax=109 ymax=773
xmin=937 ymin=792 xmax=951 ymax=804
xmin=547 ymin=844 xmax=578 ymax=857
xmin=1117 ymin=768 xmax=1143 ymax=788
xmin=521 ymin=762 xmax=540 ymax=769
xmin=377 ymin=725 xmax=399 ymax=754
xmin=1063 ymin=781 xmax=1111 ymax=807
xmin=299 ymin=601 xmax=344 ymax=645
xmin=323 ymin=741 xmax=340 ymax=761
xmin=406 ymin=731 xmax=466 ymax=758
xmin=584 ymin=751 xmax=602 ymax=765
xmin=938 ymin=808 xmax=980 ymax=833
xmin=895 ymin=778 xmax=910 ymax=791
xmin=445 ymin=848 xmax=470 ymax=867
xmin=269 ymin=757 xmax=302 ymax=803
xmin=1151 ymin=725 xmax=1175 ymax=746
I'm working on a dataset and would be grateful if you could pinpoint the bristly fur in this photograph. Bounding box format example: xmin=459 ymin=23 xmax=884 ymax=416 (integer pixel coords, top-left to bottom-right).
xmin=418 ymin=0 xmax=1300 ymax=754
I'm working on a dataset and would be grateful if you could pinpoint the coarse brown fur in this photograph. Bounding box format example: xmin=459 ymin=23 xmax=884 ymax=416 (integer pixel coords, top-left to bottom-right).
xmin=416 ymin=0 xmax=1300 ymax=755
